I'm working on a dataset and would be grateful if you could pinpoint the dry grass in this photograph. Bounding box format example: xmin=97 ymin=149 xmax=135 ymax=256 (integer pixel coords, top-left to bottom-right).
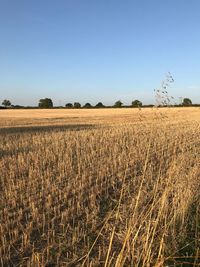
xmin=0 ymin=107 xmax=200 ymax=266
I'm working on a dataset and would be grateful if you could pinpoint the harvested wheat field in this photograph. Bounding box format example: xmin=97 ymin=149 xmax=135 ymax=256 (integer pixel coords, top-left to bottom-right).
xmin=0 ymin=107 xmax=200 ymax=267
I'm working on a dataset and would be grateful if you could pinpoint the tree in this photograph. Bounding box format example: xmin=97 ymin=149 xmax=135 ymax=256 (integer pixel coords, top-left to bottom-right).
xmin=182 ymin=98 xmax=192 ymax=106
xmin=114 ymin=100 xmax=123 ymax=108
xmin=95 ymin=102 xmax=104 ymax=108
xmin=74 ymin=102 xmax=81 ymax=108
xmin=83 ymin=103 xmax=92 ymax=108
xmin=65 ymin=103 xmax=73 ymax=108
xmin=131 ymin=99 xmax=142 ymax=107
xmin=2 ymin=99 xmax=11 ymax=107
xmin=38 ymin=98 xmax=53 ymax=108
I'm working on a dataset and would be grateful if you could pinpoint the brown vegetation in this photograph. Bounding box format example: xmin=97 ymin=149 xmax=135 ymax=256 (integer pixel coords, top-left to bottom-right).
xmin=0 ymin=108 xmax=200 ymax=266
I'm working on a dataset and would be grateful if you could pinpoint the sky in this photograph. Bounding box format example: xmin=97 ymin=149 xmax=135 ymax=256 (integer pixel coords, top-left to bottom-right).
xmin=0 ymin=0 xmax=200 ymax=106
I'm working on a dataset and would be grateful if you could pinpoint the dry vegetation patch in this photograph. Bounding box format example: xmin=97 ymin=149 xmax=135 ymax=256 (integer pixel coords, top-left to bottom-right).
xmin=0 ymin=108 xmax=200 ymax=266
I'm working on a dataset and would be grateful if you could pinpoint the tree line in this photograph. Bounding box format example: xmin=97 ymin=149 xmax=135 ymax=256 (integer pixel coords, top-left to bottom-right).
xmin=1 ymin=97 xmax=194 ymax=109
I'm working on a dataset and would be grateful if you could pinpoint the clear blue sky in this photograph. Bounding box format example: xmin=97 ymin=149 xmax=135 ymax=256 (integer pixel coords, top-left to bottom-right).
xmin=0 ymin=0 xmax=200 ymax=106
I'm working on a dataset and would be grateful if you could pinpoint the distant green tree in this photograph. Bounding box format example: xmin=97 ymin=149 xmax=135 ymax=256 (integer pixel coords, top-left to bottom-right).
xmin=83 ymin=103 xmax=92 ymax=108
xmin=38 ymin=98 xmax=53 ymax=108
xmin=65 ymin=103 xmax=73 ymax=108
xmin=2 ymin=99 xmax=11 ymax=107
xmin=13 ymin=105 xmax=24 ymax=109
xmin=74 ymin=102 xmax=81 ymax=108
xmin=182 ymin=98 xmax=192 ymax=106
xmin=114 ymin=100 xmax=123 ymax=108
xmin=131 ymin=100 xmax=142 ymax=107
xmin=95 ymin=102 xmax=104 ymax=108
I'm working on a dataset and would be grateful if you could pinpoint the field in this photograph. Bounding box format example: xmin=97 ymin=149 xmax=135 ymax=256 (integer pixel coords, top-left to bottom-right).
xmin=0 ymin=107 xmax=200 ymax=266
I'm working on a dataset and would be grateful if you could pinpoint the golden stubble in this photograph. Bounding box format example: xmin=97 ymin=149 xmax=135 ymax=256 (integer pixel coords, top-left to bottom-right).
xmin=0 ymin=107 xmax=200 ymax=266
